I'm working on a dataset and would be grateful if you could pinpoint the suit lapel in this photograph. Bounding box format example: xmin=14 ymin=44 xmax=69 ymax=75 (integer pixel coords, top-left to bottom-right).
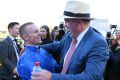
xmin=7 ymin=36 xmax=14 ymax=47
xmin=61 ymin=36 xmax=72 ymax=65
xmin=7 ymin=36 xmax=17 ymax=57
xmin=67 ymin=27 xmax=93 ymax=70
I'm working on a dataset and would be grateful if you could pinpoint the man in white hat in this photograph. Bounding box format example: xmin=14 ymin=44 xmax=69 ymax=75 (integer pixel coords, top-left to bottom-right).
xmin=31 ymin=1 xmax=109 ymax=80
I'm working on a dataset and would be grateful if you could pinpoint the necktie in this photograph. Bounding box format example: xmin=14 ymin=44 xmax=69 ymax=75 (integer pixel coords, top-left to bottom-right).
xmin=13 ymin=39 xmax=20 ymax=53
xmin=13 ymin=39 xmax=20 ymax=61
xmin=61 ymin=38 xmax=77 ymax=74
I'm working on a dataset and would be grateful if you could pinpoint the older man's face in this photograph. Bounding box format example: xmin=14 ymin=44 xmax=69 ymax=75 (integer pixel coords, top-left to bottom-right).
xmin=64 ymin=18 xmax=82 ymax=38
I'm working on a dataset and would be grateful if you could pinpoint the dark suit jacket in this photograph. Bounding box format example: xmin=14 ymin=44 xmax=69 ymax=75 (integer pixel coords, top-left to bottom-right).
xmin=42 ymin=27 xmax=109 ymax=80
xmin=0 ymin=36 xmax=17 ymax=79
xmin=104 ymin=46 xmax=120 ymax=80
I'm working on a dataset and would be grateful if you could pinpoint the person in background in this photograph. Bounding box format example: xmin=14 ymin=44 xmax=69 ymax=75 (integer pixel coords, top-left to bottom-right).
xmin=0 ymin=22 xmax=20 ymax=80
xmin=17 ymin=22 xmax=58 ymax=80
xmin=40 ymin=25 xmax=60 ymax=64
xmin=106 ymin=32 xmax=111 ymax=46
xmin=53 ymin=23 xmax=65 ymax=42
xmin=31 ymin=1 xmax=109 ymax=80
xmin=104 ymin=31 xmax=120 ymax=80
xmin=51 ymin=26 xmax=58 ymax=41
xmin=53 ymin=29 xmax=60 ymax=42
xmin=40 ymin=25 xmax=52 ymax=45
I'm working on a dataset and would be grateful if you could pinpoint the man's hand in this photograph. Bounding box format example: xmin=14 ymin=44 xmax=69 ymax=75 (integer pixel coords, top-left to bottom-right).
xmin=31 ymin=69 xmax=52 ymax=80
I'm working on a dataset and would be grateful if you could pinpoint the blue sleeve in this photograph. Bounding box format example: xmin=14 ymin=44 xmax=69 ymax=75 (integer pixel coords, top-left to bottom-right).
xmin=40 ymin=32 xmax=69 ymax=54
xmin=41 ymin=41 xmax=61 ymax=54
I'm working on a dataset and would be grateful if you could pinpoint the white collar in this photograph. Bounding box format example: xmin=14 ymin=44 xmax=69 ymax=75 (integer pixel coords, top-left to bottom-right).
xmin=76 ymin=26 xmax=89 ymax=47
xmin=9 ymin=35 xmax=16 ymax=41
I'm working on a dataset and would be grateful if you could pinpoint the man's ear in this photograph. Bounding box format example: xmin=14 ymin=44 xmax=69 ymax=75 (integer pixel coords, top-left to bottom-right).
xmin=23 ymin=34 xmax=28 ymax=41
xmin=8 ymin=28 xmax=12 ymax=32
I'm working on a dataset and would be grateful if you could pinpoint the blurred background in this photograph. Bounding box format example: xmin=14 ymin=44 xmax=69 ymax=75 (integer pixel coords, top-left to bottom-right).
xmin=0 ymin=0 xmax=120 ymax=39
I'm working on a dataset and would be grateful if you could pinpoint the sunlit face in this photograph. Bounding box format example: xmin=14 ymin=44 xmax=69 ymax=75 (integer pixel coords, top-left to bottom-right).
xmin=9 ymin=24 xmax=20 ymax=37
xmin=25 ymin=24 xmax=42 ymax=45
xmin=40 ymin=28 xmax=47 ymax=38
xmin=64 ymin=18 xmax=81 ymax=38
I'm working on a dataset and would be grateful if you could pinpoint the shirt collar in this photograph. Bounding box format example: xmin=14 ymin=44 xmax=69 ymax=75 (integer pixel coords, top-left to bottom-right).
xmin=9 ymin=35 xmax=16 ymax=41
xmin=26 ymin=45 xmax=40 ymax=52
xmin=27 ymin=45 xmax=39 ymax=48
xmin=76 ymin=26 xmax=89 ymax=47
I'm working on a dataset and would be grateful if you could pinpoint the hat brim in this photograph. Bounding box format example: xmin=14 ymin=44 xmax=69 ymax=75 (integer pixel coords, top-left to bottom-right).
xmin=60 ymin=15 xmax=95 ymax=20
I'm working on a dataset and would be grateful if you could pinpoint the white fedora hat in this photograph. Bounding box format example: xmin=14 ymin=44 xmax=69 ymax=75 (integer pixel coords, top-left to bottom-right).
xmin=62 ymin=1 xmax=95 ymax=20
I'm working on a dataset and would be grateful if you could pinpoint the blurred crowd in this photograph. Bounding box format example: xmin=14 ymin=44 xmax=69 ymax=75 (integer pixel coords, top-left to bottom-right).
xmin=0 ymin=0 xmax=120 ymax=80
xmin=104 ymin=25 xmax=120 ymax=80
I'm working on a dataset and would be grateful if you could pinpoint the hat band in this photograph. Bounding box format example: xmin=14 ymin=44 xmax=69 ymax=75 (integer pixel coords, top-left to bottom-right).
xmin=64 ymin=11 xmax=90 ymax=18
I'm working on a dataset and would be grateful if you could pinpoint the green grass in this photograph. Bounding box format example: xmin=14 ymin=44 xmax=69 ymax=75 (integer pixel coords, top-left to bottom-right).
xmin=0 ymin=33 xmax=7 ymax=38
xmin=0 ymin=33 xmax=23 ymax=44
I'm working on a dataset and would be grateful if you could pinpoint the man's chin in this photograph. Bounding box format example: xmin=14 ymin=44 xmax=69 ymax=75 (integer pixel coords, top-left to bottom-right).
xmin=35 ymin=43 xmax=40 ymax=45
xmin=36 ymin=41 xmax=42 ymax=45
xmin=13 ymin=35 xmax=18 ymax=38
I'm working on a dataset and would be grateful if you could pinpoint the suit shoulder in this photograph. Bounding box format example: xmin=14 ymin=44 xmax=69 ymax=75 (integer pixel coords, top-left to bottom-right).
xmin=0 ymin=38 xmax=8 ymax=47
xmin=92 ymin=28 xmax=106 ymax=41
xmin=0 ymin=37 xmax=13 ymax=47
